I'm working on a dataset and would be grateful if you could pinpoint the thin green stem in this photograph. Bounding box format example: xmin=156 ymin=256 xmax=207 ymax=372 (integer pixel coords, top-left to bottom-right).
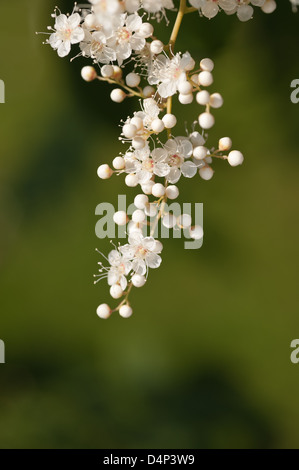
xmin=97 ymin=76 xmax=144 ymax=98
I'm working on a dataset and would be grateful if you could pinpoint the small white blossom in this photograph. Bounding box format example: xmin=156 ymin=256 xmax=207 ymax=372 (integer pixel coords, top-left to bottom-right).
xmin=109 ymin=14 xmax=146 ymax=65
xmin=48 ymin=13 xmax=84 ymax=57
xmin=119 ymin=233 xmax=162 ymax=275
xmin=148 ymin=52 xmax=194 ymax=98
xmin=124 ymin=144 xmax=169 ymax=184
xmin=152 ymin=138 xmax=196 ymax=184
xmin=107 ymin=250 xmax=132 ymax=290
xmin=80 ymin=29 xmax=116 ymax=63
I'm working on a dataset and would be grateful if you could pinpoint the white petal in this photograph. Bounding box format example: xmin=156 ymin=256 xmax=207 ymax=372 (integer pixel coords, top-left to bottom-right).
xmin=142 ymin=237 xmax=156 ymax=251
xmin=164 ymin=139 xmax=177 ymax=153
xmin=108 ymin=250 xmax=121 ymax=266
xmin=120 ymin=275 xmax=128 ymax=291
xmin=152 ymin=147 xmax=168 ymax=163
xmin=71 ymin=26 xmax=85 ymax=44
xmin=54 ymin=14 xmax=68 ymax=31
xmin=68 ymin=13 xmax=81 ymax=29
xmin=126 ymin=14 xmax=143 ymax=32
xmin=128 ymin=232 xmax=143 ymax=246
xmin=154 ymin=162 xmax=170 ymax=177
xmin=132 ymin=259 xmax=146 ymax=275
xmin=119 ymin=244 xmax=136 ymax=259
xmin=130 ymin=35 xmax=146 ymax=51
xmin=166 ymin=167 xmax=181 ymax=184
xmin=57 ymin=40 xmax=71 ymax=57
xmin=146 ymin=252 xmax=162 ymax=269
xmin=181 ymin=161 xmax=198 ymax=178
xmin=158 ymin=80 xmax=177 ymax=98
xmin=137 ymin=170 xmax=152 ymax=184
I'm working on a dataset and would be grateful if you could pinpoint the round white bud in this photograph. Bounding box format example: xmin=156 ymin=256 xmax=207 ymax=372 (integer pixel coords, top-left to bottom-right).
xmin=178 ymin=81 xmax=193 ymax=95
xmin=144 ymin=203 xmax=158 ymax=217
xmin=110 ymin=89 xmax=126 ymax=103
xmin=189 ymin=131 xmax=205 ymax=147
xmin=84 ymin=13 xmax=97 ymax=29
xmin=261 ymin=0 xmax=277 ymax=14
xmin=112 ymin=156 xmax=125 ymax=170
xmin=126 ymin=72 xmax=141 ymax=88
xmin=113 ymin=211 xmax=128 ymax=226
xmin=122 ymin=123 xmax=137 ymax=139
xmin=177 ymin=214 xmax=192 ymax=229
xmin=134 ymin=194 xmax=148 ymax=210
xmin=132 ymin=209 xmax=146 ymax=223
xmin=81 ymin=66 xmax=97 ymax=82
xmin=139 ymin=22 xmax=154 ymax=38
xmin=200 ymin=58 xmax=214 ymax=72
xmin=141 ymin=180 xmax=155 ymax=195
xmin=119 ymin=305 xmax=133 ymax=318
xmin=199 ymin=167 xmax=214 ymax=180
xmin=132 ymin=137 xmax=145 ymax=150
xmin=110 ymin=284 xmax=123 ymax=299
xmin=143 ymin=86 xmax=155 ymax=98
xmin=151 ymin=118 xmax=165 ymax=133
xmin=193 ymin=146 xmax=208 ymax=160
xmin=101 ymin=64 xmax=114 ymax=78
xmin=218 ymin=137 xmax=232 ymax=152
xmin=237 ymin=4 xmax=254 ymax=21
xmin=251 ymin=0 xmax=266 ymax=5
xmin=189 ymin=225 xmax=204 ymax=240
xmin=152 ymin=183 xmax=165 ymax=197
xmin=131 ymin=274 xmax=146 ymax=288
xmin=162 ymin=114 xmax=177 ymax=129
xmin=130 ymin=116 xmax=143 ymax=131
xmin=162 ymin=213 xmax=176 ymax=229
xmin=134 ymin=194 xmax=149 ymax=210
xmin=112 ymin=65 xmax=122 ymax=80
xmin=179 ymin=93 xmax=194 ymax=105
xmin=198 ymin=71 xmax=214 ymax=87
xmin=198 ymin=112 xmax=215 ymax=130
xmin=196 ymin=90 xmax=210 ymax=105
xmin=97 ymin=164 xmax=113 ymax=179
xmin=165 ymin=185 xmax=179 ymax=200
xmin=96 ymin=304 xmax=111 ymax=319
xmin=209 ymin=93 xmax=223 ymax=108
xmin=150 ymin=40 xmax=164 ymax=55
xmin=125 ymin=174 xmax=139 ymax=187
xmin=228 ymin=150 xmax=244 ymax=167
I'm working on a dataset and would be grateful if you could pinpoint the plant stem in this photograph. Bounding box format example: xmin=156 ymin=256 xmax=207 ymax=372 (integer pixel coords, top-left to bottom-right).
xmin=115 ymin=0 xmax=189 ymax=312
xmin=97 ymin=76 xmax=144 ymax=98
xmin=169 ymin=0 xmax=187 ymax=50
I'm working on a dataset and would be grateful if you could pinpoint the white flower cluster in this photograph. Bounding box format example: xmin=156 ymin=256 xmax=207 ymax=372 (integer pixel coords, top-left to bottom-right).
xmin=41 ymin=0 xmax=294 ymax=319
xmin=95 ymin=51 xmax=243 ymax=318
xmin=188 ymin=0 xmax=277 ymax=21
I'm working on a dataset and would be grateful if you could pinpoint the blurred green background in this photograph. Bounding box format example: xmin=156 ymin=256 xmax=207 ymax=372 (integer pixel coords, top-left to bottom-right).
xmin=0 ymin=0 xmax=299 ymax=449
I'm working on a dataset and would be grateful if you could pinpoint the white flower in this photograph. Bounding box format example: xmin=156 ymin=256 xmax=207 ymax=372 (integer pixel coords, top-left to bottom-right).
xmin=124 ymin=144 xmax=169 ymax=184
xmin=148 ymin=52 xmax=194 ymax=98
xmin=136 ymin=98 xmax=161 ymax=128
xmin=92 ymin=0 xmax=124 ymax=34
xmin=188 ymin=0 xmax=274 ymax=21
xmin=109 ymin=14 xmax=146 ymax=65
xmin=152 ymin=138 xmax=196 ymax=184
xmin=142 ymin=0 xmax=175 ymax=13
xmin=48 ymin=13 xmax=84 ymax=57
xmin=80 ymin=29 xmax=116 ymax=63
xmin=119 ymin=233 xmax=162 ymax=275
xmin=107 ymin=250 xmax=132 ymax=290
xmin=125 ymin=0 xmax=174 ymax=14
